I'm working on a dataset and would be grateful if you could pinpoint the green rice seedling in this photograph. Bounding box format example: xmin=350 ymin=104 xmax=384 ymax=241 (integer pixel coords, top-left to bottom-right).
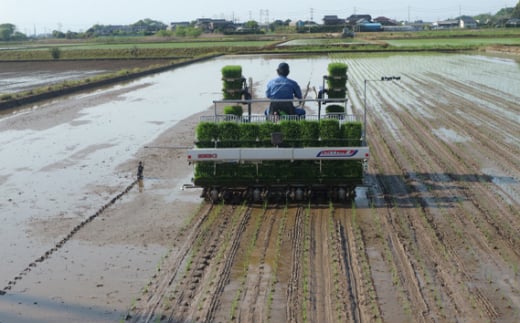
xmin=325 ymin=104 xmax=345 ymax=114
xmin=327 ymin=62 xmax=348 ymax=100
xmin=259 ymin=122 xmax=282 ymax=147
xmin=327 ymin=62 xmax=348 ymax=76
xmin=221 ymin=65 xmax=242 ymax=79
xmin=342 ymin=121 xmax=362 ymax=146
xmin=221 ymin=65 xmax=244 ymax=100
xmin=195 ymin=122 xmax=219 ymax=148
xmin=300 ymin=120 xmax=320 ymax=146
xmin=319 ymin=118 xmax=341 ymax=146
xmin=279 ymin=120 xmax=302 ymax=148
xmin=218 ymin=122 xmax=240 ymax=148
xmin=223 ymin=105 xmax=243 ymax=117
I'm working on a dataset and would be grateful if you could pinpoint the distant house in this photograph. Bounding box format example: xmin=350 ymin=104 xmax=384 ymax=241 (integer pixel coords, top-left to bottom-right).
xmin=346 ymin=14 xmax=372 ymax=26
xmin=292 ymin=20 xmax=318 ymax=28
xmin=322 ymin=15 xmax=345 ymax=25
xmin=459 ymin=16 xmax=477 ymax=29
xmin=194 ymin=18 xmax=234 ymax=33
xmin=373 ymin=16 xmax=398 ymax=26
xmin=433 ymin=16 xmax=477 ymax=29
xmin=194 ymin=18 xmax=213 ymax=32
xmin=210 ymin=19 xmax=235 ymax=33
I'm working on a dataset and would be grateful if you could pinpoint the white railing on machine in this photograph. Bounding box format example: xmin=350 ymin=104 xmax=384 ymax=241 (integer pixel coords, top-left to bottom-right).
xmin=201 ymin=98 xmax=361 ymax=124
xmin=200 ymin=114 xmax=361 ymax=123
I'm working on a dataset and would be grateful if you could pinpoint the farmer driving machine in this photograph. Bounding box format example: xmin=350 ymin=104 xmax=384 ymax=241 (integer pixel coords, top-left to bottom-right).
xmin=187 ymin=63 xmax=369 ymax=203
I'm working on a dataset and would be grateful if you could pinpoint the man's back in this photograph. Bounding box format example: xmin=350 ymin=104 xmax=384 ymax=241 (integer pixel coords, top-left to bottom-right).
xmin=266 ymin=76 xmax=302 ymax=100
xmin=265 ymin=62 xmax=303 ymax=116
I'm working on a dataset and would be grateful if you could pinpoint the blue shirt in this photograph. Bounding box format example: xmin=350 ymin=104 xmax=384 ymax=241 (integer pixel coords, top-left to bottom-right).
xmin=266 ymin=76 xmax=302 ymax=100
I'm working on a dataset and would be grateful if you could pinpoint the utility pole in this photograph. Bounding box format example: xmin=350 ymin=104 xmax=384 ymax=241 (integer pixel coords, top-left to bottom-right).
xmin=310 ymin=8 xmax=314 ymax=22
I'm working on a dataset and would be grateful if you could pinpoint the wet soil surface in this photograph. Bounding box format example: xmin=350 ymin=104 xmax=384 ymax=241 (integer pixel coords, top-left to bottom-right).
xmin=0 ymin=60 xmax=172 ymax=93
xmin=1 ymin=55 xmax=519 ymax=322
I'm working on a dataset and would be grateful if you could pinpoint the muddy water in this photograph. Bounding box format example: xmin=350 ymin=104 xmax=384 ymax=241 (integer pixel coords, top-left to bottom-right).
xmin=1 ymin=53 xmax=519 ymax=322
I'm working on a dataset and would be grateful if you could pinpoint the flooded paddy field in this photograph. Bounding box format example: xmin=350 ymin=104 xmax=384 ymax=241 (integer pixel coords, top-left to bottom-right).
xmin=0 ymin=59 xmax=172 ymax=94
xmin=0 ymin=52 xmax=519 ymax=322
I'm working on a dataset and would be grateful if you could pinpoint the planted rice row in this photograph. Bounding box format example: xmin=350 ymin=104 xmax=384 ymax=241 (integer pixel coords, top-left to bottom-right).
xmin=195 ymin=119 xmax=362 ymax=148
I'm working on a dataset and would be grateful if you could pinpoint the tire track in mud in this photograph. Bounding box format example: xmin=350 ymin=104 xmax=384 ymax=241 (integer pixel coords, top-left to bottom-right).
xmin=371 ymin=111 xmax=478 ymax=320
xmin=406 ymin=74 xmax=520 ymax=199
xmin=399 ymin=95 xmax=519 ymax=233
xmin=292 ymin=204 xmax=380 ymax=323
xmin=389 ymin=85 xmax=520 ymax=258
xmin=0 ymin=179 xmax=138 ymax=296
xmin=286 ymin=206 xmax=305 ymax=322
xmin=239 ymin=206 xmax=278 ymax=323
xmin=367 ymin=82 xmax=518 ymax=321
xmin=126 ymin=202 xmax=382 ymax=322
xmin=338 ymin=61 xmax=520 ymax=321
xmin=395 ymin=76 xmax=520 ymax=270
xmin=308 ymin=207 xmax=336 ymax=323
xmin=127 ymin=203 xmax=253 ymax=323
xmin=365 ymin=121 xmax=434 ymax=321
xmin=201 ymin=205 xmax=253 ymax=323
xmin=125 ymin=202 xmax=215 ymax=322
xmin=334 ymin=207 xmax=368 ymax=323
xmin=335 ymin=219 xmax=360 ymax=322
xmin=386 ymin=102 xmax=513 ymax=320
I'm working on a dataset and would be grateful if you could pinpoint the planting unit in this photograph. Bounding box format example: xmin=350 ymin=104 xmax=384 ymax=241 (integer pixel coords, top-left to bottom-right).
xmin=187 ymin=63 xmax=369 ymax=203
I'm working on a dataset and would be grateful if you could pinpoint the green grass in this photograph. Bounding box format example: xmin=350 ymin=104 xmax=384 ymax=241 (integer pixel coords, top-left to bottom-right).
xmin=75 ymin=40 xmax=274 ymax=49
xmin=385 ymin=37 xmax=520 ymax=47
xmin=363 ymin=27 xmax=520 ymax=39
xmin=0 ymin=40 xmax=275 ymax=52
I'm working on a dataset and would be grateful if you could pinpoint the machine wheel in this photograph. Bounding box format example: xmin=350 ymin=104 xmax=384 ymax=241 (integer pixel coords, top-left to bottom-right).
xmin=209 ymin=188 xmax=220 ymax=204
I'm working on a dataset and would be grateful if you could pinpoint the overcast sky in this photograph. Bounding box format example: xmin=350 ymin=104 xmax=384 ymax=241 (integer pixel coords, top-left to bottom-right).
xmin=2 ymin=0 xmax=515 ymax=34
